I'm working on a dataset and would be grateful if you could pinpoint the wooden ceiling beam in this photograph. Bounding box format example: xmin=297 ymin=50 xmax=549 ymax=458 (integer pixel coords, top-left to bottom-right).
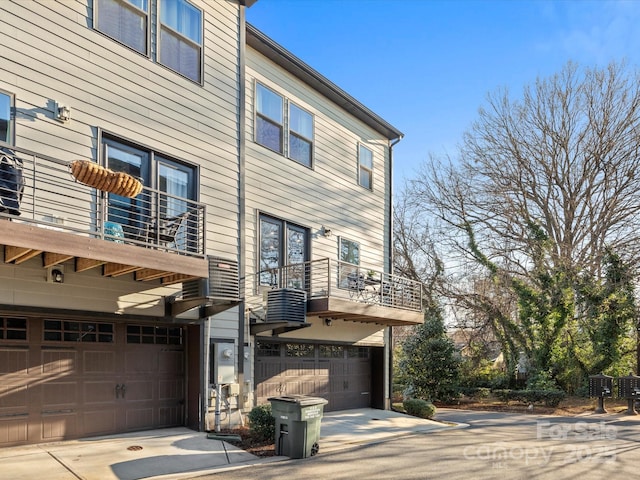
xmin=76 ymin=257 xmax=107 ymax=272
xmin=43 ymin=252 xmax=74 ymax=268
xmin=4 ymin=246 xmax=42 ymax=264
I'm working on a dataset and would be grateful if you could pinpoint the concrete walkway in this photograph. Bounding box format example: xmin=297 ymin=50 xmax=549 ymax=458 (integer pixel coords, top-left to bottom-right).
xmin=0 ymin=409 xmax=457 ymax=480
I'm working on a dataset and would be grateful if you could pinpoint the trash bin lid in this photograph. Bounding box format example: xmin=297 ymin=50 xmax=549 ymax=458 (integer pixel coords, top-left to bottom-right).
xmin=268 ymin=394 xmax=328 ymax=406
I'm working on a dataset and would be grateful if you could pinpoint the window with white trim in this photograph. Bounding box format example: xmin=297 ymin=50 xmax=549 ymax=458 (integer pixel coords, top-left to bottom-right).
xmin=358 ymin=144 xmax=373 ymax=190
xmin=95 ymin=0 xmax=149 ymax=55
xmin=159 ymin=0 xmax=203 ymax=82
xmin=255 ymin=82 xmax=315 ymax=167
xmin=0 ymin=91 xmax=14 ymax=144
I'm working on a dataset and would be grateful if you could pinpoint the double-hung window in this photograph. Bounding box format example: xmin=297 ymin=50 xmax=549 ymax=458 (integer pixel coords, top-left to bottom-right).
xmin=256 ymin=83 xmax=284 ymax=154
xmin=0 ymin=91 xmax=13 ymax=144
xmin=95 ymin=0 xmax=149 ymax=55
xmin=259 ymin=214 xmax=309 ymax=289
xmin=159 ymin=0 xmax=203 ymax=82
xmin=95 ymin=0 xmax=203 ymax=83
xmin=358 ymin=144 xmax=374 ymax=190
xmin=288 ymin=103 xmax=313 ymax=167
xmin=255 ymin=83 xmax=314 ymax=167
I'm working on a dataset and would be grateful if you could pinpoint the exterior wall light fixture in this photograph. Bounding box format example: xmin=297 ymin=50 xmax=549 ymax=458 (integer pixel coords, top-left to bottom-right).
xmin=47 ymin=266 xmax=64 ymax=283
xmin=322 ymin=226 xmax=332 ymax=238
xmin=55 ymin=103 xmax=71 ymax=122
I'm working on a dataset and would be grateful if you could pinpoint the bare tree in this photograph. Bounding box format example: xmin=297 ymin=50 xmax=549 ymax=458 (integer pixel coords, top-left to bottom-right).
xmin=405 ymin=62 xmax=640 ymax=387
xmin=415 ymin=61 xmax=640 ymax=276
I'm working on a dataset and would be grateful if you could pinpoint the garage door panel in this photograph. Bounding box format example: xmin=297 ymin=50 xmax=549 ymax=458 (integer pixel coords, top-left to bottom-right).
xmin=159 ymin=350 xmax=184 ymax=375
xmin=0 ymin=318 xmax=186 ymax=447
xmin=0 ymin=348 xmax=29 ymax=374
xmin=158 ymin=406 xmax=182 ymax=427
xmin=0 ymin=384 xmax=28 ymax=410
xmin=84 ymin=381 xmax=116 ymax=404
xmin=255 ymin=342 xmax=372 ymax=412
xmin=83 ymin=408 xmax=117 ymax=436
xmin=83 ymin=351 xmax=116 ymax=374
xmin=159 ymin=379 xmax=183 ymax=401
xmin=123 ymin=381 xmax=154 ymax=401
xmin=42 ymin=382 xmax=77 ymax=407
xmin=41 ymin=412 xmax=77 ymax=440
xmin=126 ymin=408 xmax=153 ymax=430
xmin=255 ymin=359 xmax=282 ymax=379
xmin=256 ymin=380 xmax=281 ymax=400
xmin=41 ymin=350 xmax=76 ymax=375
xmin=284 ymin=360 xmax=315 ymax=376
xmin=125 ymin=350 xmax=157 ymax=373
xmin=0 ymin=416 xmax=29 ymax=446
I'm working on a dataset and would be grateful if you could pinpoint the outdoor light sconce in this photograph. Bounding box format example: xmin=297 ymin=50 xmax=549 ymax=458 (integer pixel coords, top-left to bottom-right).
xmin=322 ymin=226 xmax=332 ymax=238
xmin=55 ymin=103 xmax=71 ymax=122
xmin=324 ymin=318 xmax=333 ymax=327
xmin=47 ymin=266 xmax=64 ymax=284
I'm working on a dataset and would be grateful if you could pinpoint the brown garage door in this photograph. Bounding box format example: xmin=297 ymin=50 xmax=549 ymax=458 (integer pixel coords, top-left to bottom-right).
xmin=255 ymin=341 xmax=371 ymax=411
xmin=0 ymin=316 xmax=185 ymax=447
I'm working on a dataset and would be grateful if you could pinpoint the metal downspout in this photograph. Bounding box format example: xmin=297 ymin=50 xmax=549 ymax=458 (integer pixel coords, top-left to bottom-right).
xmin=387 ymin=134 xmax=403 ymax=410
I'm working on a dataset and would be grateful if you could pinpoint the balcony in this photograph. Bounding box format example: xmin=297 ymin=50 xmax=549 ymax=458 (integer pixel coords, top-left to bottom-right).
xmin=0 ymin=146 xmax=209 ymax=284
xmin=249 ymin=259 xmax=424 ymax=334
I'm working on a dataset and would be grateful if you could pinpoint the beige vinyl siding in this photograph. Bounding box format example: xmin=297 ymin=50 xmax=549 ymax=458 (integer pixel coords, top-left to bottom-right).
xmin=0 ymin=257 xmax=176 ymax=317
xmin=244 ymin=48 xmax=391 ymax=289
xmin=0 ymin=1 xmax=242 ymax=311
xmin=268 ymin=318 xmax=385 ymax=346
xmin=1 ymin=0 xmax=241 ymax=259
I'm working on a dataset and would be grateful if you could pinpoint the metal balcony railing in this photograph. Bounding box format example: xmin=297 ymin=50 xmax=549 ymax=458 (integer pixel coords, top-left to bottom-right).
xmin=255 ymin=258 xmax=423 ymax=312
xmin=0 ymin=145 xmax=205 ymax=257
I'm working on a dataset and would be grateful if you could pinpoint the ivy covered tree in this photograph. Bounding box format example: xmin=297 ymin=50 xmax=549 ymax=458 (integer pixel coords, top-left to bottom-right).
xmin=398 ymin=303 xmax=461 ymax=402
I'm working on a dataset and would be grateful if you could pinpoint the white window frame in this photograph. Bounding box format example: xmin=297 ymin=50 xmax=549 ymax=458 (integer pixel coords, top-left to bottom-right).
xmin=358 ymin=144 xmax=374 ymax=190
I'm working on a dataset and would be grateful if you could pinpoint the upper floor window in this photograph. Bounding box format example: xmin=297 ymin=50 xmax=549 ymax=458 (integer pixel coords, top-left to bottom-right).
xmin=95 ymin=0 xmax=202 ymax=83
xmin=0 ymin=91 xmax=14 ymax=144
xmin=256 ymin=83 xmax=284 ymax=154
xmin=358 ymin=144 xmax=373 ymax=190
xmin=96 ymin=0 xmax=149 ymax=55
xmin=288 ymin=104 xmax=313 ymax=167
xmin=255 ymin=82 xmax=315 ymax=167
xmin=159 ymin=0 xmax=203 ymax=82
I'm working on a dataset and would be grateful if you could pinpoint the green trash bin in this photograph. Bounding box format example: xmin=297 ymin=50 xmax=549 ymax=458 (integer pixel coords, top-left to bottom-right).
xmin=268 ymin=394 xmax=328 ymax=458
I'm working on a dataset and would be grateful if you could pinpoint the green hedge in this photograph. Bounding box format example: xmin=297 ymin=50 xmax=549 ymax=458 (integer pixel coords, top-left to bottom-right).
xmin=457 ymin=386 xmax=491 ymax=399
xmin=403 ymin=398 xmax=437 ymax=419
xmin=493 ymin=389 xmax=566 ymax=407
xmin=248 ymin=404 xmax=275 ymax=442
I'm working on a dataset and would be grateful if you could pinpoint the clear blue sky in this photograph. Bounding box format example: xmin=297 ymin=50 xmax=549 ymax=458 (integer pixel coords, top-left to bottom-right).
xmin=247 ymin=0 xmax=640 ymax=186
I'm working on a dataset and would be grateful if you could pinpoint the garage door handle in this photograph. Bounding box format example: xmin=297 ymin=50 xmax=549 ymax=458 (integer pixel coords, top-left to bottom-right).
xmin=115 ymin=384 xmax=127 ymax=399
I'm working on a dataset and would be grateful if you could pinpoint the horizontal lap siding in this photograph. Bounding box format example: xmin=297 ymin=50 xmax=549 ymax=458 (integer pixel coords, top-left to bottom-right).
xmin=244 ymin=49 xmax=391 ymax=280
xmin=0 ymin=0 xmax=242 ymax=309
xmin=0 ymin=0 xmax=239 ymax=316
